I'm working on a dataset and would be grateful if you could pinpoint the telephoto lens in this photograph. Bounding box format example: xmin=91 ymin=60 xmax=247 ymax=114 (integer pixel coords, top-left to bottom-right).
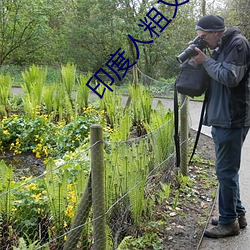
xmin=176 ymin=36 xmax=208 ymax=63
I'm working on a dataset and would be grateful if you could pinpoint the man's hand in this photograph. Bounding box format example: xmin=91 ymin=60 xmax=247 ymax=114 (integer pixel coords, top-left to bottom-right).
xmin=192 ymin=47 xmax=207 ymax=64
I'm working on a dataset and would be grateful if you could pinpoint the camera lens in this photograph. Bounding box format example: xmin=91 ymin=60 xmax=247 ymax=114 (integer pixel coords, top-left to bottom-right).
xmin=176 ymin=45 xmax=198 ymax=63
xmin=176 ymin=37 xmax=208 ymax=63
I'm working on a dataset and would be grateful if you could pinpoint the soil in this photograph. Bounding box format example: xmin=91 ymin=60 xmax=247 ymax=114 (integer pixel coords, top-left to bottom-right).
xmin=158 ymin=130 xmax=217 ymax=250
xmin=0 ymin=152 xmax=45 ymax=180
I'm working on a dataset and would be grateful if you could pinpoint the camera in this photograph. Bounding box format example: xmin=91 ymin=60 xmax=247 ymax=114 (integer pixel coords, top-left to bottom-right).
xmin=176 ymin=36 xmax=208 ymax=64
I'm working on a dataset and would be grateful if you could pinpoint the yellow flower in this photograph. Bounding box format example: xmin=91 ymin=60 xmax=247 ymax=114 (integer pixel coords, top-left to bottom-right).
xmin=12 ymin=207 xmax=17 ymax=212
xmin=71 ymin=195 xmax=76 ymax=204
xmin=65 ymin=205 xmax=74 ymax=218
xmin=100 ymin=110 xmax=106 ymax=115
xmin=26 ymin=183 xmax=37 ymax=191
xmin=43 ymin=147 xmax=49 ymax=157
xmin=3 ymin=130 xmax=9 ymax=135
xmin=14 ymin=149 xmax=22 ymax=155
xmin=36 ymin=152 xmax=41 ymax=159
xmin=32 ymin=193 xmax=42 ymax=201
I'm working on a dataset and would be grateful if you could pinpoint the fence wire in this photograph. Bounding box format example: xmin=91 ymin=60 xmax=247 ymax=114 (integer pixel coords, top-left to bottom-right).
xmin=0 ymin=70 xmax=192 ymax=249
xmin=138 ymin=67 xmax=175 ymax=95
xmin=0 ymin=118 xmax=191 ymax=249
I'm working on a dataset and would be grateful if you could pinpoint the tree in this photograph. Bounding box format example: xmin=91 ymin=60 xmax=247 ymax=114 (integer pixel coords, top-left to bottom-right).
xmin=223 ymin=0 xmax=250 ymax=39
xmin=0 ymin=0 xmax=51 ymax=65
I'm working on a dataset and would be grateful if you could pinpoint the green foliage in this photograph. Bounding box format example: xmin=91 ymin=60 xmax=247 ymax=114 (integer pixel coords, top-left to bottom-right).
xmin=0 ymin=0 xmax=52 ymax=65
xmin=109 ymin=109 xmax=132 ymax=141
xmin=43 ymin=85 xmax=56 ymax=113
xmin=61 ymin=63 xmax=76 ymax=101
xmin=0 ymin=75 xmax=179 ymax=248
xmin=0 ymin=161 xmax=14 ymax=222
xmin=43 ymin=159 xmax=68 ymax=230
xmin=129 ymin=84 xmax=153 ymax=127
xmin=117 ymin=233 xmax=163 ymax=250
xmin=0 ymin=73 xmax=12 ymax=116
xmin=99 ymin=87 xmax=123 ymax=128
xmin=12 ymin=176 xmax=48 ymax=240
xmin=105 ymin=136 xmax=153 ymax=227
xmin=178 ymin=173 xmax=192 ymax=189
xmin=0 ymin=108 xmax=102 ymax=157
xmin=76 ymin=73 xmax=92 ymax=111
xmin=145 ymin=100 xmax=175 ymax=163
xmin=13 ymin=235 xmax=46 ymax=250
xmin=21 ymin=65 xmax=47 ymax=118
xmin=158 ymin=182 xmax=171 ymax=203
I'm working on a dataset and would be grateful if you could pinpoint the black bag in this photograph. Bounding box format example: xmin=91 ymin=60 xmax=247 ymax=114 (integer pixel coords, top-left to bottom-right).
xmin=175 ymin=58 xmax=209 ymax=97
xmin=174 ymin=58 xmax=209 ymax=168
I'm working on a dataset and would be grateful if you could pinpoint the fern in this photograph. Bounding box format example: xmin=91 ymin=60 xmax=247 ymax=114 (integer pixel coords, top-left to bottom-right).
xmin=0 ymin=160 xmax=14 ymax=221
xmin=145 ymin=100 xmax=175 ymax=163
xmin=76 ymin=73 xmax=91 ymax=111
xmin=0 ymin=73 xmax=12 ymax=116
xmin=60 ymin=63 xmax=76 ymax=101
xmin=43 ymin=84 xmax=56 ymax=113
xmin=21 ymin=65 xmax=47 ymax=118
xmin=43 ymin=159 xmax=68 ymax=228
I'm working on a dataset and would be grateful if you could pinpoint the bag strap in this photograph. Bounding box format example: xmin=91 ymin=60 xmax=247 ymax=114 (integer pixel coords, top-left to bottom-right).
xmin=174 ymin=80 xmax=180 ymax=168
xmin=174 ymin=81 xmax=208 ymax=168
xmin=188 ymin=91 xmax=208 ymax=164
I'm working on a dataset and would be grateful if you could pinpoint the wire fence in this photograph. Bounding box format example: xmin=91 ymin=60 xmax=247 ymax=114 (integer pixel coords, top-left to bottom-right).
xmin=138 ymin=67 xmax=175 ymax=96
xmin=0 ymin=68 xmax=191 ymax=249
xmin=0 ymin=103 xmax=190 ymax=249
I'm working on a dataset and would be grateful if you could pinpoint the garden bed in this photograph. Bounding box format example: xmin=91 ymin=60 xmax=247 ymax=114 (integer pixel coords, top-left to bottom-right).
xmin=0 ymin=130 xmax=217 ymax=250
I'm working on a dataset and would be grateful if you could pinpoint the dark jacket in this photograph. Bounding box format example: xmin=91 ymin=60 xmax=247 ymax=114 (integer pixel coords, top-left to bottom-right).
xmin=203 ymin=26 xmax=250 ymax=128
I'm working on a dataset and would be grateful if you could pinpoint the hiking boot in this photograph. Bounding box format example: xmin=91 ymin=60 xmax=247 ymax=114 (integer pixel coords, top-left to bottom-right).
xmin=204 ymin=222 xmax=240 ymax=238
xmin=211 ymin=214 xmax=247 ymax=229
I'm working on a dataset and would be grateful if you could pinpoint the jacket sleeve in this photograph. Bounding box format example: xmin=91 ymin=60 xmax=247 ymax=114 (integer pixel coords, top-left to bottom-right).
xmin=203 ymin=38 xmax=250 ymax=87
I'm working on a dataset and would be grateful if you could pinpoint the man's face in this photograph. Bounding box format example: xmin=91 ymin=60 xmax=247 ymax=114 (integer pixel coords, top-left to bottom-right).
xmin=196 ymin=30 xmax=222 ymax=49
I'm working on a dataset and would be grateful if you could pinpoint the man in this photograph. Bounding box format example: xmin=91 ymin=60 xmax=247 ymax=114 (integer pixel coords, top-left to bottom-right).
xmin=192 ymin=15 xmax=250 ymax=238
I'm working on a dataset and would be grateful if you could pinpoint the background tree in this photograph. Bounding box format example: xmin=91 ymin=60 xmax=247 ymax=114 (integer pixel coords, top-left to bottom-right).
xmin=1 ymin=0 xmax=248 ymax=82
xmin=220 ymin=0 xmax=250 ymax=39
xmin=0 ymin=0 xmax=49 ymax=65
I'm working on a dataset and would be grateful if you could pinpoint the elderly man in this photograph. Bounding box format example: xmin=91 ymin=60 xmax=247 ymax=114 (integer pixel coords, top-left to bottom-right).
xmin=192 ymin=15 xmax=250 ymax=238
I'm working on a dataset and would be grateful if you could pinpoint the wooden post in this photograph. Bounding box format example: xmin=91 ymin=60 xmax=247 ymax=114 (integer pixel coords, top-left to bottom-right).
xmin=91 ymin=124 xmax=106 ymax=250
xmin=180 ymin=94 xmax=189 ymax=176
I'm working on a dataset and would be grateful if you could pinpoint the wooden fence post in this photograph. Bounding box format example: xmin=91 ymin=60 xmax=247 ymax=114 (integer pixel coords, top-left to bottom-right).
xmin=180 ymin=94 xmax=189 ymax=176
xmin=91 ymin=124 xmax=106 ymax=250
